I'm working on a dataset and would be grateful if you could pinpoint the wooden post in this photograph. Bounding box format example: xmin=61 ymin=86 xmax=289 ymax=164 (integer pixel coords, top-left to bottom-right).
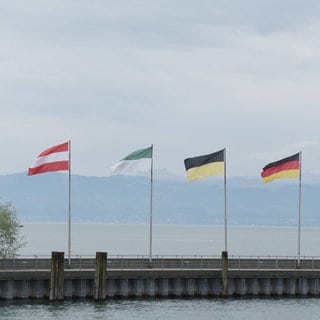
xmin=221 ymin=251 xmax=228 ymax=296
xmin=94 ymin=252 xmax=107 ymax=301
xmin=50 ymin=251 xmax=64 ymax=301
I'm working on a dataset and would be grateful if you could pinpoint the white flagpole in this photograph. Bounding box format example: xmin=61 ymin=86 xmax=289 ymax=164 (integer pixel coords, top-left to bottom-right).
xmin=149 ymin=144 xmax=154 ymax=263
xmin=68 ymin=140 xmax=72 ymax=265
xmin=297 ymin=151 xmax=302 ymax=268
xmin=223 ymin=148 xmax=228 ymax=252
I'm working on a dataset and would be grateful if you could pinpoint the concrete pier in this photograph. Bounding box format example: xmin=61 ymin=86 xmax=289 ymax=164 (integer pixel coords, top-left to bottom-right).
xmin=221 ymin=251 xmax=228 ymax=296
xmin=1 ymin=257 xmax=320 ymax=299
xmin=49 ymin=252 xmax=64 ymax=301
xmin=94 ymin=252 xmax=107 ymax=301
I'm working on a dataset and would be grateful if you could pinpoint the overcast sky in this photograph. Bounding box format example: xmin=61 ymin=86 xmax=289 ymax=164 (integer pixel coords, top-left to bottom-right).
xmin=1 ymin=0 xmax=320 ymax=178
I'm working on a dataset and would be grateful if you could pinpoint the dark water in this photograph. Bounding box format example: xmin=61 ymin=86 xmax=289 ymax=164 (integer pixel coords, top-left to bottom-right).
xmin=1 ymin=298 xmax=319 ymax=320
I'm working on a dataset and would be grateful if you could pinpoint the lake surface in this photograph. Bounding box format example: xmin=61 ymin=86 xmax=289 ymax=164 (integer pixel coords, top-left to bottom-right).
xmin=5 ymin=224 xmax=320 ymax=319
xmin=19 ymin=223 xmax=320 ymax=258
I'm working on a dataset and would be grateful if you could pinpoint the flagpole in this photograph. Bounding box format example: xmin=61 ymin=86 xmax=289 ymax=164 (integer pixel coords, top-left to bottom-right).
xmin=223 ymin=148 xmax=227 ymax=252
xmin=68 ymin=140 xmax=71 ymax=265
xmin=297 ymin=151 xmax=302 ymax=268
xmin=149 ymin=144 xmax=153 ymax=263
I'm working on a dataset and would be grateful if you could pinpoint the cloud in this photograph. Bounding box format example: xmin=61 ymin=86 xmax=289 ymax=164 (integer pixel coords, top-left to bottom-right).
xmin=0 ymin=1 xmax=320 ymax=176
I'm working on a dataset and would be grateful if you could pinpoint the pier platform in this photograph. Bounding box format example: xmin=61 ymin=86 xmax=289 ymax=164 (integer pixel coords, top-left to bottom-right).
xmin=0 ymin=256 xmax=320 ymax=299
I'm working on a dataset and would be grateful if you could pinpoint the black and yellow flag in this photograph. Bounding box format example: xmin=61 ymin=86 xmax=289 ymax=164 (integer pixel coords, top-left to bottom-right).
xmin=184 ymin=149 xmax=225 ymax=181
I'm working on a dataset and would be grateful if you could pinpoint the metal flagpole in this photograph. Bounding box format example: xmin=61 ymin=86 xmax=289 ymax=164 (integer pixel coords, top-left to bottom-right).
xmin=223 ymin=148 xmax=227 ymax=252
xmin=297 ymin=151 xmax=302 ymax=268
xmin=68 ymin=140 xmax=72 ymax=265
xmin=149 ymin=144 xmax=154 ymax=263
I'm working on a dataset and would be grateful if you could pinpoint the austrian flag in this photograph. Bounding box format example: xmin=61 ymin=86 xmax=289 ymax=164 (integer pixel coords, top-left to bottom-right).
xmin=28 ymin=141 xmax=70 ymax=176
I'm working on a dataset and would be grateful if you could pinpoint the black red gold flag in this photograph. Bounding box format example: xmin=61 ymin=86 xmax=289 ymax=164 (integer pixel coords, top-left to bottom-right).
xmin=261 ymin=153 xmax=300 ymax=183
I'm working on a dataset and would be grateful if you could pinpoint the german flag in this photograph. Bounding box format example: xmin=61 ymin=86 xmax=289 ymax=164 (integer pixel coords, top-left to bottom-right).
xmin=184 ymin=149 xmax=225 ymax=181
xmin=261 ymin=153 xmax=300 ymax=183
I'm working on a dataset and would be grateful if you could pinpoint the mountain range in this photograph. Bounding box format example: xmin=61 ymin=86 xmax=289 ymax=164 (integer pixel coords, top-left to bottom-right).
xmin=0 ymin=171 xmax=319 ymax=226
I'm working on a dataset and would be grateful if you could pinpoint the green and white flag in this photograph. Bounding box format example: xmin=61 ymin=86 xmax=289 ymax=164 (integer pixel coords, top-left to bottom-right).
xmin=110 ymin=146 xmax=153 ymax=175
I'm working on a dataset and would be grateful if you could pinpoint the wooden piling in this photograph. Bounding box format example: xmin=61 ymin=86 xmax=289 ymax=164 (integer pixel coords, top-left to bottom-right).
xmin=94 ymin=252 xmax=107 ymax=301
xmin=221 ymin=251 xmax=228 ymax=296
xmin=50 ymin=251 xmax=64 ymax=301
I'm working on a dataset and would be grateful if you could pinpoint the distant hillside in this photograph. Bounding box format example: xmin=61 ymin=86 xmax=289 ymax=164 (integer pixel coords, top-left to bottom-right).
xmin=0 ymin=172 xmax=319 ymax=226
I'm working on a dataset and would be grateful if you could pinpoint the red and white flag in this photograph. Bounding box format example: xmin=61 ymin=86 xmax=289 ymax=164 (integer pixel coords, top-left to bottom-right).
xmin=28 ymin=141 xmax=69 ymax=176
